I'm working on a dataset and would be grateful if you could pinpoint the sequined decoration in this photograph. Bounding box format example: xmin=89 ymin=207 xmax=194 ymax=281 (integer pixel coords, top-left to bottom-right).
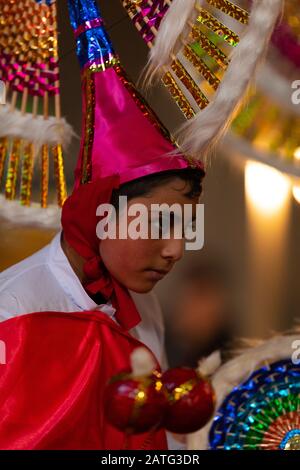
xmin=122 ymin=0 xmax=248 ymax=120
xmin=20 ymin=141 xmax=34 ymax=206
xmin=209 ymin=359 xmax=300 ymax=450
xmin=0 ymin=137 xmax=8 ymax=188
xmin=183 ymin=45 xmax=220 ymax=91
xmin=205 ymin=0 xmax=249 ymax=25
xmin=80 ymin=69 xmax=95 ymax=184
xmin=68 ymin=0 xmax=116 ymax=70
xmin=190 ymin=27 xmax=229 ymax=69
xmin=196 ymin=7 xmax=240 ymax=47
xmin=0 ymin=0 xmax=67 ymax=209
xmin=41 ymin=144 xmax=49 ymax=208
xmin=52 ymin=144 xmax=67 ymax=207
xmin=122 ymin=0 xmax=170 ymax=46
xmin=162 ymin=72 xmax=195 ymax=120
xmin=5 ymin=139 xmax=21 ymax=200
xmin=0 ymin=0 xmax=59 ymax=97
xmin=171 ymin=60 xmax=209 ymax=109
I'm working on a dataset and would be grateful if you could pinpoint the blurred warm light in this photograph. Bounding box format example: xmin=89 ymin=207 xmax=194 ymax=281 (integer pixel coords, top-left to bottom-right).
xmin=292 ymin=185 xmax=300 ymax=204
xmin=245 ymin=162 xmax=290 ymax=215
xmin=294 ymin=147 xmax=300 ymax=161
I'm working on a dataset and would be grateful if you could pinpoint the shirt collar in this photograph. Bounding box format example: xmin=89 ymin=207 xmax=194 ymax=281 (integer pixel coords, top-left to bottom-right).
xmin=47 ymin=231 xmax=116 ymax=318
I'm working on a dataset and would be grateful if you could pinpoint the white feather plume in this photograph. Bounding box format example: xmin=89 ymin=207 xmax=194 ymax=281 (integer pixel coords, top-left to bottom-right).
xmin=144 ymin=0 xmax=283 ymax=160
xmin=144 ymin=0 xmax=198 ymax=85
xmin=0 ymin=195 xmax=61 ymax=228
xmin=175 ymin=0 xmax=283 ymax=159
xmin=0 ymin=105 xmax=76 ymax=155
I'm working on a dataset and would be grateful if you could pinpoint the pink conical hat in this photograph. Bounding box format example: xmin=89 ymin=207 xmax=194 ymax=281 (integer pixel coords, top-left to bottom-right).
xmin=67 ymin=0 xmax=204 ymax=188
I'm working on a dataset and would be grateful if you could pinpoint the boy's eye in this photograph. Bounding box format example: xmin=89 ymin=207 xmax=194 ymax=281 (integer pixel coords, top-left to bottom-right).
xmin=151 ymin=214 xmax=168 ymax=235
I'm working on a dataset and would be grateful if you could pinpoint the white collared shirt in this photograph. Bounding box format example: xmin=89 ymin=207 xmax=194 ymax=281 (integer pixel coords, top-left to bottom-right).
xmin=0 ymin=231 xmax=167 ymax=367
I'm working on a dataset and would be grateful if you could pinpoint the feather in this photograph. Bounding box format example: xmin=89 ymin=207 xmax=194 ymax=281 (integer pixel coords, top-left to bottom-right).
xmin=143 ymin=0 xmax=283 ymax=160
xmin=0 ymin=106 xmax=77 ymax=156
xmin=175 ymin=0 xmax=284 ymax=160
xmin=0 ymin=195 xmax=61 ymax=228
xmin=143 ymin=0 xmax=199 ymax=85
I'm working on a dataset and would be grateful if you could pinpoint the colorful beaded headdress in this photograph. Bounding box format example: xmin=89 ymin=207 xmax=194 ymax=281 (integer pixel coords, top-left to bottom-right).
xmin=189 ymin=333 xmax=300 ymax=450
xmin=0 ymin=0 xmax=74 ymax=226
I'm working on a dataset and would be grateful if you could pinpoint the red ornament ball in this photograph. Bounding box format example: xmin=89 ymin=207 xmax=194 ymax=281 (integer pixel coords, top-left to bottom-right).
xmin=161 ymin=367 xmax=215 ymax=434
xmin=104 ymin=371 xmax=167 ymax=434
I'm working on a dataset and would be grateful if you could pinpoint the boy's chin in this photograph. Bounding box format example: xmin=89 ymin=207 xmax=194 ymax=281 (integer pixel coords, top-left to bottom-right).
xmin=126 ymin=280 xmax=156 ymax=294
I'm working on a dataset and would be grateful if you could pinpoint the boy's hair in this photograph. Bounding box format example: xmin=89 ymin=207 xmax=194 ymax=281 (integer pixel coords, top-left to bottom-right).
xmin=110 ymin=168 xmax=205 ymax=210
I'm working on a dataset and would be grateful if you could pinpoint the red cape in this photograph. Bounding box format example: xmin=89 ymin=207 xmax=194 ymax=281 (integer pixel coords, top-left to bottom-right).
xmin=0 ymin=310 xmax=167 ymax=450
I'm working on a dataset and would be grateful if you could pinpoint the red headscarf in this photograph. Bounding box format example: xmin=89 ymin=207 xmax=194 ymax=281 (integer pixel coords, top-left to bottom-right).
xmin=61 ymin=175 xmax=141 ymax=331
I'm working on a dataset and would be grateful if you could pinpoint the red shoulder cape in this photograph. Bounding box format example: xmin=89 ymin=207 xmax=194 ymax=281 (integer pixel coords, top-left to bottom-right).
xmin=0 ymin=310 xmax=167 ymax=450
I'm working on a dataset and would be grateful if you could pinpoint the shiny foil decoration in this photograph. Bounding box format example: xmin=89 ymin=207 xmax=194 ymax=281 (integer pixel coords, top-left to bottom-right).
xmin=104 ymin=370 xmax=167 ymax=435
xmin=209 ymin=359 xmax=300 ymax=450
xmin=123 ymin=0 xmax=300 ymax=177
xmin=0 ymin=0 xmax=68 ymax=210
xmin=52 ymin=143 xmax=67 ymax=207
xmin=122 ymin=0 xmax=245 ymax=118
xmin=161 ymin=367 xmax=215 ymax=434
xmin=196 ymin=8 xmax=240 ymax=47
xmin=20 ymin=142 xmax=34 ymax=205
xmin=0 ymin=0 xmax=58 ymax=97
xmin=205 ymin=0 xmax=249 ymax=25
xmin=5 ymin=139 xmax=21 ymax=200
xmin=0 ymin=137 xmax=8 ymax=185
xmin=122 ymin=0 xmax=169 ymax=46
xmin=41 ymin=144 xmax=49 ymax=208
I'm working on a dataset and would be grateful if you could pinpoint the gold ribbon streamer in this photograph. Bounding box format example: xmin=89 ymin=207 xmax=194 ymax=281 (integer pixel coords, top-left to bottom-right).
xmin=52 ymin=143 xmax=67 ymax=207
xmin=41 ymin=143 xmax=49 ymax=208
xmin=0 ymin=137 xmax=8 ymax=189
xmin=196 ymin=7 xmax=240 ymax=46
xmin=171 ymin=60 xmax=209 ymax=109
xmin=5 ymin=138 xmax=21 ymax=200
xmin=183 ymin=45 xmax=220 ymax=91
xmin=20 ymin=141 xmax=34 ymax=206
xmin=191 ymin=26 xmax=229 ymax=69
xmin=206 ymin=0 xmax=249 ymax=24
xmin=162 ymin=72 xmax=195 ymax=120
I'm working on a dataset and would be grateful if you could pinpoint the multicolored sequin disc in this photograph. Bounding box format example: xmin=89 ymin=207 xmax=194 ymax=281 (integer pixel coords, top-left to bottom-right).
xmin=209 ymin=359 xmax=300 ymax=450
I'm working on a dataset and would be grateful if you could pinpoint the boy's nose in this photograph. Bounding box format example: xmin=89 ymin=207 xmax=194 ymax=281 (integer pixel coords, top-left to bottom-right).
xmin=160 ymin=237 xmax=184 ymax=262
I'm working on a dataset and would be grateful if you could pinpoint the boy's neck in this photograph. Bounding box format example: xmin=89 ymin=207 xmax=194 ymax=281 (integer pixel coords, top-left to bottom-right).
xmin=60 ymin=232 xmax=87 ymax=284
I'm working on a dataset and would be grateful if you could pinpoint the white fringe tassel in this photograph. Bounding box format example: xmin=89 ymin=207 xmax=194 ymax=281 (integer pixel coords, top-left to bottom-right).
xmin=0 ymin=105 xmax=76 ymax=155
xmin=187 ymin=334 xmax=300 ymax=450
xmin=0 ymin=195 xmax=61 ymax=229
xmin=176 ymin=0 xmax=283 ymax=160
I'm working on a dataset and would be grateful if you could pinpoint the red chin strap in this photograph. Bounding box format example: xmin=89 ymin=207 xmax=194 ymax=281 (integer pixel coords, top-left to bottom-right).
xmin=61 ymin=175 xmax=141 ymax=331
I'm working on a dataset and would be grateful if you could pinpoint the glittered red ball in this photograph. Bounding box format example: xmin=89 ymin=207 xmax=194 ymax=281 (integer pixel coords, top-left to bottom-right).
xmin=104 ymin=371 xmax=167 ymax=434
xmin=161 ymin=367 xmax=215 ymax=434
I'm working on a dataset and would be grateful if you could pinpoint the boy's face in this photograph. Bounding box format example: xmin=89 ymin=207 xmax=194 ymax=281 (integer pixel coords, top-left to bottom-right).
xmin=99 ymin=177 xmax=200 ymax=293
